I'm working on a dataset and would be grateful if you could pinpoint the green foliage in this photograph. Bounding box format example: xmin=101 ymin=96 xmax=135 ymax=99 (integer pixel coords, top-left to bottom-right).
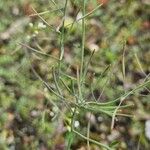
xmin=0 ymin=0 xmax=150 ymax=149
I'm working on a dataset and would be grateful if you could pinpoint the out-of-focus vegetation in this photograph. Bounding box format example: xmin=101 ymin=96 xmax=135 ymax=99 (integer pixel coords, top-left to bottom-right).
xmin=0 ymin=0 xmax=150 ymax=149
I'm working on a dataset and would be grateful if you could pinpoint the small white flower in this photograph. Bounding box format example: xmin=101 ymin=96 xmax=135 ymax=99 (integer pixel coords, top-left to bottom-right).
xmin=49 ymin=111 xmax=54 ymax=117
xmin=145 ymin=120 xmax=150 ymax=140
xmin=38 ymin=22 xmax=46 ymax=29
xmin=34 ymin=30 xmax=39 ymax=35
xmin=26 ymin=35 xmax=31 ymax=40
xmin=29 ymin=23 xmax=33 ymax=27
xmin=52 ymin=106 xmax=58 ymax=112
xmin=74 ymin=120 xmax=80 ymax=128
xmin=32 ymin=34 xmax=36 ymax=37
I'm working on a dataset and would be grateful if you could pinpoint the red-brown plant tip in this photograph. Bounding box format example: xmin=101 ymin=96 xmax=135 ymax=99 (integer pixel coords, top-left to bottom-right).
xmin=127 ymin=36 xmax=137 ymax=45
xmin=142 ymin=21 xmax=150 ymax=29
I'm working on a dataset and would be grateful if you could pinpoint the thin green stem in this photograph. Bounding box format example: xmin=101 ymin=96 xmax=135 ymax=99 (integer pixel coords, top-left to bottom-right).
xmin=77 ymin=67 xmax=83 ymax=103
xmin=80 ymin=0 xmax=86 ymax=83
xmin=58 ymin=0 xmax=68 ymax=72
xmin=72 ymin=130 xmax=112 ymax=150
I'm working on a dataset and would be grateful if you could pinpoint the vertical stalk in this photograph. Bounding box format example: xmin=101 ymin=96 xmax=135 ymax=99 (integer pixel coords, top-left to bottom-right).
xmin=80 ymin=0 xmax=86 ymax=83
xmin=59 ymin=0 xmax=68 ymax=72
xmin=67 ymin=107 xmax=77 ymax=150
xmin=78 ymin=0 xmax=86 ymax=103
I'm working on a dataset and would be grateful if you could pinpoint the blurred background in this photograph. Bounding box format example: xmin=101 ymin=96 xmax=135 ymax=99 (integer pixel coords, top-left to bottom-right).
xmin=0 ymin=0 xmax=150 ymax=149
